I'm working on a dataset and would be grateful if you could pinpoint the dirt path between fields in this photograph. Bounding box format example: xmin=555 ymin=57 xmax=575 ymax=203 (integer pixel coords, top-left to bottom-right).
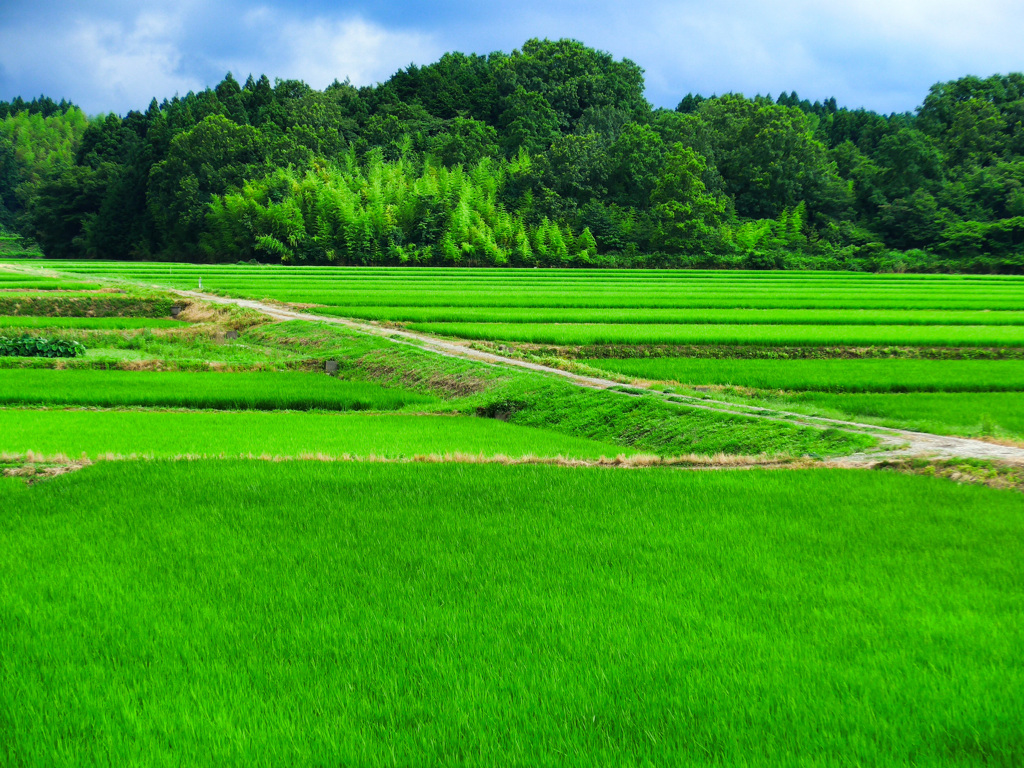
xmin=5 ymin=262 xmax=1024 ymax=465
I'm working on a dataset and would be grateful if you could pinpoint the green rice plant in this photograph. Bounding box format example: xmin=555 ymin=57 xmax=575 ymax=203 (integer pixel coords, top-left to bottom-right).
xmin=409 ymin=321 xmax=1024 ymax=347
xmin=788 ymin=391 xmax=1024 ymax=439
xmin=1 ymin=462 xmax=1022 ymax=765
xmin=0 ymin=316 xmax=182 ymax=329
xmin=0 ymin=280 xmax=97 ymax=290
xmin=313 ymin=305 xmax=1024 ymax=326
xmin=38 ymin=263 xmax=1024 ymax=311
xmin=0 ymin=294 xmax=178 ymax=318
xmin=0 ymin=369 xmax=440 ymax=411
xmin=584 ymin=358 xmax=1024 ymax=392
xmin=0 ymin=410 xmax=627 ymax=460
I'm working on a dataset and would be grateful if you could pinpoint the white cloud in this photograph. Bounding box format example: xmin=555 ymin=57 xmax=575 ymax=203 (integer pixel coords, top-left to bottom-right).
xmin=454 ymin=0 xmax=1024 ymax=112
xmin=2 ymin=0 xmax=1024 ymax=116
xmin=0 ymin=4 xmax=439 ymax=114
xmin=230 ymin=10 xmax=441 ymax=89
xmin=0 ymin=8 xmax=203 ymax=113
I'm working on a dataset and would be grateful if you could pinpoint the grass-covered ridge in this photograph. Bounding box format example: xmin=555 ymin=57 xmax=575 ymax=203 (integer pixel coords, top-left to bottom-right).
xmin=2 ymin=461 xmax=1021 ymax=766
xmin=253 ymin=320 xmax=878 ymax=457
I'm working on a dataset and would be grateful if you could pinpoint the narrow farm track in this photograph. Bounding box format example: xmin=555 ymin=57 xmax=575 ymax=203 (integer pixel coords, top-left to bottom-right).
xmin=5 ymin=262 xmax=1024 ymax=465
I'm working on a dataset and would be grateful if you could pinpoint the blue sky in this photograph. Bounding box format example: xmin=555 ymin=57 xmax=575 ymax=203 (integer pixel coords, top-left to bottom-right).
xmin=1 ymin=0 xmax=1022 ymax=116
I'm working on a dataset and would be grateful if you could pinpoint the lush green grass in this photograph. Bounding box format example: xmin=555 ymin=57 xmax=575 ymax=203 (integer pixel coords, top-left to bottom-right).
xmin=0 ymin=369 xmax=439 ymax=411
xmin=316 ymin=304 xmax=1024 ymax=326
xmin=0 ymin=410 xmax=627 ymax=460
xmin=2 ymin=461 xmax=1022 ymax=766
xmin=585 ymin=358 xmax=1024 ymax=392
xmin=411 ymin=321 xmax=1024 ymax=347
xmin=790 ymin=392 xmax=1024 ymax=439
xmin=0 ymin=316 xmax=180 ymax=330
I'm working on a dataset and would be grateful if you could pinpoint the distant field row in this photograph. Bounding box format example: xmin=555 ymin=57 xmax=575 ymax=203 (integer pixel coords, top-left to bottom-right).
xmin=0 ymin=369 xmax=439 ymax=411
xmin=0 ymin=410 xmax=625 ymax=460
xmin=28 ymin=263 xmax=1024 ymax=311
xmin=302 ymin=294 xmax=1024 ymax=310
xmin=783 ymin=391 xmax=1024 ymax=438
xmin=584 ymin=357 xmax=1024 ymax=439
xmin=586 ymin=358 xmax=1024 ymax=392
xmin=410 ymin=321 xmax=1024 ymax=347
xmin=315 ymin=305 xmax=1024 ymax=326
xmin=0 ymin=316 xmax=180 ymax=329
xmin=36 ymin=261 xmax=1024 ymax=283
xmin=0 ymin=280 xmax=101 ymax=291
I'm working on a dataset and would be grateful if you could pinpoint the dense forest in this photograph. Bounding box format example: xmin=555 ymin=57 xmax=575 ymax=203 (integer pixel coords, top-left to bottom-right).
xmin=2 ymin=38 xmax=1024 ymax=272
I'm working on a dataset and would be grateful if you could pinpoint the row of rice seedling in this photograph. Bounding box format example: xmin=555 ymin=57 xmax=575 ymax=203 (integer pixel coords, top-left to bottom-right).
xmin=77 ymin=265 xmax=1024 ymax=289
xmin=410 ymin=321 xmax=1024 ymax=347
xmin=32 ymin=262 xmax=1024 ymax=311
xmin=0 ymin=290 xmax=119 ymax=298
xmin=0 ymin=410 xmax=627 ymax=460
xmin=315 ymin=305 xmax=1024 ymax=326
xmin=0 ymin=369 xmax=440 ymax=411
xmin=242 ymin=290 xmax=1024 ymax=311
xmin=44 ymin=263 xmax=1024 ymax=295
xmin=585 ymin=358 xmax=1024 ymax=392
xmin=44 ymin=261 xmax=1024 ymax=283
xmin=788 ymin=391 xmax=1024 ymax=439
xmin=87 ymin=281 xmax=1024 ymax=302
xmin=0 ymin=316 xmax=182 ymax=330
xmin=0 ymin=279 xmax=99 ymax=291
xmin=4 ymin=461 xmax=1021 ymax=765
xmin=124 ymin=278 xmax=1024 ymax=300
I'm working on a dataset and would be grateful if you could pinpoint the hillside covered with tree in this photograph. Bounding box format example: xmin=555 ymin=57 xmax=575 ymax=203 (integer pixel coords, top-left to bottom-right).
xmin=2 ymin=38 xmax=1024 ymax=272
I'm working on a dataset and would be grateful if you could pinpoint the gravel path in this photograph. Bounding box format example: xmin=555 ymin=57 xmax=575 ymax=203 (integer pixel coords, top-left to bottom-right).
xmin=5 ymin=262 xmax=1024 ymax=465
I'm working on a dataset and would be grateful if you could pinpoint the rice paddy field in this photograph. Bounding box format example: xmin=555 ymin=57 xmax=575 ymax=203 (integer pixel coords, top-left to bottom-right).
xmin=2 ymin=462 xmax=1023 ymax=765
xmin=32 ymin=261 xmax=1024 ymax=310
xmin=0 ymin=410 xmax=628 ymax=461
xmin=2 ymin=259 xmax=1024 ymax=765
xmin=0 ymin=315 xmax=182 ymax=330
xmin=585 ymin=358 xmax=1024 ymax=393
xmin=30 ymin=261 xmax=1019 ymax=439
xmin=0 ymin=369 xmax=440 ymax=411
xmin=407 ymin=320 xmax=1024 ymax=346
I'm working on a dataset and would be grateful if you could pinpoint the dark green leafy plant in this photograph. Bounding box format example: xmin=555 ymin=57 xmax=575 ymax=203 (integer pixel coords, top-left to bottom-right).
xmin=0 ymin=335 xmax=85 ymax=358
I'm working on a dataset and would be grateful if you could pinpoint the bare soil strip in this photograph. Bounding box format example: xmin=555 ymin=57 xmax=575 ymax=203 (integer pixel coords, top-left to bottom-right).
xmin=4 ymin=262 xmax=1024 ymax=465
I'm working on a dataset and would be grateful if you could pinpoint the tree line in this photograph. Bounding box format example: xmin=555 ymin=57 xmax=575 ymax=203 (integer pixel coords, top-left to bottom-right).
xmin=2 ymin=38 xmax=1024 ymax=272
